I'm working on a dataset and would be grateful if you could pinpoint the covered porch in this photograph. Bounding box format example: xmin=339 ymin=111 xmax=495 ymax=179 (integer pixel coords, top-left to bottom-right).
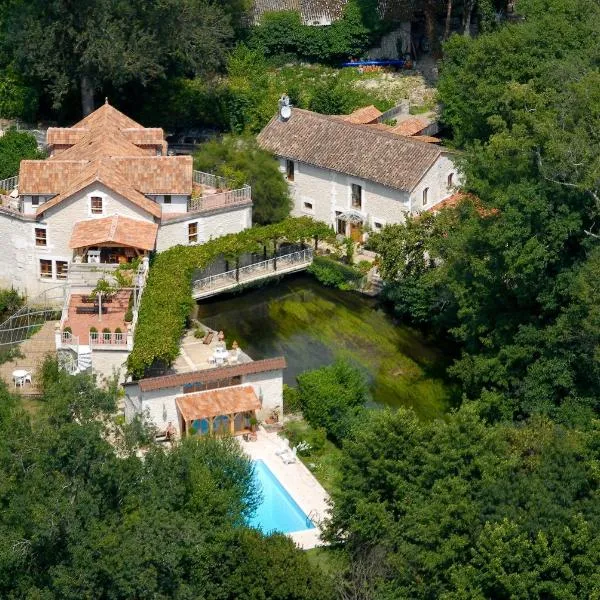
xmin=335 ymin=209 xmax=365 ymax=242
xmin=69 ymin=215 xmax=158 ymax=264
xmin=176 ymin=385 xmax=260 ymax=437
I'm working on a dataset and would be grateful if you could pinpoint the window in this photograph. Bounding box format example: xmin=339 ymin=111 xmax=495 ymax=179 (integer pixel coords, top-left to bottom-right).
xmin=163 ymin=194 xmax=172 ymax=204
xmin=39 ymin=259 xmax=52 ymax=278
xmin=447 ymin=173 xmax=454 ymax=187
xmin=31 ymin=196 xmax=39 ymax=206
xmin=422 ymin=187 xmax=429 ymax=206
xmin=35 ymin=227 xmax=47 ymax=247
xmin=90 ymin=196 xmax=103 ymax=214
xmin=351 ymin=184 xmax=362 ymax=209
xmin=373 ymin=221 xmax=383 ymax=230
xmin=303 ymin=201 xmax=313 ymax=211
xmin=188 ymin=222 xmax=198 ymax=243
xmin=56 ymin=261 xmax=68 ymax=279
xmin=286 ymin=160 xmax=295 ymax=182
xmin=155 ymin=148 xmax=163 ymax=156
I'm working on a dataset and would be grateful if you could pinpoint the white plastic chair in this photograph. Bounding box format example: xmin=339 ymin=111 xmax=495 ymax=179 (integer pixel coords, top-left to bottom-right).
xmin=24 ymin=373 xmax=32 ymax=385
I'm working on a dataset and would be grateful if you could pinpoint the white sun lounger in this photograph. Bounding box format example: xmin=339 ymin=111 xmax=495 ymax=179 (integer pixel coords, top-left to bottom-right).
xmin=275 ymin=438 xmax=290 ymax=456
xmin=282 ymin=446 xmax=297 ymax=464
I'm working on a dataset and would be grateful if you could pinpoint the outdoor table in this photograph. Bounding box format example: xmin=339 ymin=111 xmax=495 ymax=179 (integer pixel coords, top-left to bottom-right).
xmin=12 ymin=369 xmax=28 ymax=387
xmin=212 ymin=347 xmax=229 ymax=365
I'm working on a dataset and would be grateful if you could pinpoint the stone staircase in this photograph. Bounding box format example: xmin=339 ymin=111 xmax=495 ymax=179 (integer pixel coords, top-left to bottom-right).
xmin=67 ymin=263 xmax=119 ymax=291
xmin=0 ymin=321 xmax=58 ymax=395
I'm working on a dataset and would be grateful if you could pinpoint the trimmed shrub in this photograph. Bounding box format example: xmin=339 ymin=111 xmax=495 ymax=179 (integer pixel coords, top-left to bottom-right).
xmin=308 ymin=256 xmax=362 ymax=290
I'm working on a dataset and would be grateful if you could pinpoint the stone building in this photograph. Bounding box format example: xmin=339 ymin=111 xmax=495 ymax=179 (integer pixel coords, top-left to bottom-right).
xmin=257 ymin=108 xmax=459 ymax=240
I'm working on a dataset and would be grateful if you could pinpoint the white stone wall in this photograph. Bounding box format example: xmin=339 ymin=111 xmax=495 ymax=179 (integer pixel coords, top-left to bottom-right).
xmin=409 ymin=153 xmax=459 ymax=213
xmin=242 ymin=370 xmax=283 ymax=422
xmin=282 ymin=159 xmax=411 ymax=232
xmin=139 ymin=387 xmax=181 ymax=433
xmin=148 ymin=194 xmax=189 ymax=214
xmin=0 ymin=213 xmax=37 ymax=295
xmin=155 ymin=206 xmax=252 ymax=252
xmin=281 ymin=155 xmax=459 ymax=231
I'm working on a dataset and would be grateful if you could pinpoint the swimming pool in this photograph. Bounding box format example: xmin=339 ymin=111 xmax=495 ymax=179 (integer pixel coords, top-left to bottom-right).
xmin=248 ymin=460 xmax=315 ymax=534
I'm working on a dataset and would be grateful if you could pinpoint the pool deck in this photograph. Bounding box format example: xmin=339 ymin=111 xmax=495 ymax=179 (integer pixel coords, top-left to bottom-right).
xmin=239 ymin=428 xmax=331 ymax=550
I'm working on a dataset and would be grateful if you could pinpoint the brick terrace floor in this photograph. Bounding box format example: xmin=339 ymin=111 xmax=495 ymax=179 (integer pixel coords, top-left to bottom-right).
xmin=63 ymin=290 xmax=131 ymax=343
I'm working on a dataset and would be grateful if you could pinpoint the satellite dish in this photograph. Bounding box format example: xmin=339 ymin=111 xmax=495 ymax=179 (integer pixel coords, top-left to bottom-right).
xmin=280 ymin=105 xmax=292 ymax=120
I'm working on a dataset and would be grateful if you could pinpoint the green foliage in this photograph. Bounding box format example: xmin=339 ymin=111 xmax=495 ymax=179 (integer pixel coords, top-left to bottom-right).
xmin=193 ymin=135 xmax=292 ymax=224
xmin=0 ymin=68 xmax=38 ymax=120
xmin=0 ymin=129 xmax=43 ymax=179
xmin=0 ymin=288 xmax=24 ymax=321
xmin=249 ymin=0 xmax=376 ymax=63
xmin=327 ymin=404 xmax=600 ymax=598
xmin=283 ymin=383 xmax=301 ymax=414
xmin=128 ymin=217 xmax=333 ymax=378
xmin=296 ymin=359 xmax=369 ymax=444
xmin=308 ymin=256 xmax=362 ymax=290
xmin=5 ymin=0 xmax=235 ymax=112
xmin=0 ymin=373 xmax=330 ymax=598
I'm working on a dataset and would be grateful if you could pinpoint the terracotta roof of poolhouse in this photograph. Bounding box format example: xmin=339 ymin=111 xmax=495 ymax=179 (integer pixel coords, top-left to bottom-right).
xmin=176 ymin=385 xmax=261 ymax=421
xmin=257 ymin=108 xmax=444 ymax=192
xmin=138 ymin=357 xmax=287 ymax=392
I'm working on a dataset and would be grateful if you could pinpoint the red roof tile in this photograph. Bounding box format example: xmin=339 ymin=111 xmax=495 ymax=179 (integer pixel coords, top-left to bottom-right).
xmin=69 ymin=215 xmax=158 ymax=250
xmin=176 ymin=385 xmax=260 ymax=421
xmin=342 ymin=105 xmax=382 ymax=124
xmin=138 ymin=357 xmax=287 ymax=392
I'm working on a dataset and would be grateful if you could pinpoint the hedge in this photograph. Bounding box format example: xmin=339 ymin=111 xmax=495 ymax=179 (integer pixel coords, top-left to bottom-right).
xmin=128 ymin=217 xmax=333 ymax=378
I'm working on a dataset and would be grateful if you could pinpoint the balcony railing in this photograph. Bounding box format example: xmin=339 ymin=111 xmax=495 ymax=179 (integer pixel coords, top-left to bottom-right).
xmin=192 ymin=170 xmax=229 ymax=190
xmin=90 ymin=331 xmax=128 ymax=348
xmin=0 ymin=175 xmax=19 ymax=193
xmin=188 ymin=186 xmax=252 ymax=213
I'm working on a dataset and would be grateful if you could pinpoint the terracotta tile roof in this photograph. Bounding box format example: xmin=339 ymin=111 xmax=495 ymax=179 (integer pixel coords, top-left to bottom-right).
xmin=36 ymin=158 xmax=162 ymax=218
xmin=69 ymin=215 xmax=158 ymax=250
xmin=19 ymin=160 xmax=88 ymax=194
xmin=110 ymin=156 xmax=192 ymax=194
xmin=342 ymin=105 xmax=382 ymax=124
xmin=258 ymin=108 xmax=442 ymax=192
xmin=409 ymin=135 xmax=441 ymax=144
xmin=138 ymin=357 xmax=287 ymax=392
xmin=46 ymin=128 xmax=87 ymax=146
xmin=19 ymin=102 xmax=192 ymax=216
xmin=176 ymin=385 xmax=260 ymax=421
xmin=426 ymin=192 xmax=498 ymax=217
xmin=392 ymin=117 xmax=429 ymax=137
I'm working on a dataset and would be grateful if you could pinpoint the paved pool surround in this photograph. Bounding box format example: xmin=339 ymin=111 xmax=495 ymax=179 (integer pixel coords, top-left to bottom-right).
xmin=239 ymin=428 xmax=330 ymax=550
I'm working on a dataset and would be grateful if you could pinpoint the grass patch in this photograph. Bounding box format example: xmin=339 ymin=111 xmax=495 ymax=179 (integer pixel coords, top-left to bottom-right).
xmin=281 ymin=418 xmax=343 ymax=495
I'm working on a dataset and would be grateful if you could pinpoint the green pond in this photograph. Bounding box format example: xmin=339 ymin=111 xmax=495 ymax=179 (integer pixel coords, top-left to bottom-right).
xmin=196 ymin=274 xmax=454 ymax=420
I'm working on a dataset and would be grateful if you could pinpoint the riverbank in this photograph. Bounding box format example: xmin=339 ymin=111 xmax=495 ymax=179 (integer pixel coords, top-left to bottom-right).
xmin=196 ymin=274 xmax=456 ymax=420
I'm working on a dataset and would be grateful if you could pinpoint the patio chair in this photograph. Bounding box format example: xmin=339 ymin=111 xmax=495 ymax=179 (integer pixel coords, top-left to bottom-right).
xmin=23 ymin=373 xmax=32 ymax=385
xmin=282 ymin=447 xmax=297 ymax=464
xmin=275 ymin=438 xmax=290 ymax=456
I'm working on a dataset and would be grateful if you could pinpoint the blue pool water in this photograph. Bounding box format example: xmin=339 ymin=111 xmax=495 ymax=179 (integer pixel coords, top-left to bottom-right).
xmin=248 ymin=460 xmax=315 ymax=534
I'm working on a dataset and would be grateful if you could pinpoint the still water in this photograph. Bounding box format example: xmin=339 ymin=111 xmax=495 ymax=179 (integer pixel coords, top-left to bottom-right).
xmin=197 ymin=275 xmax=453 ymax=419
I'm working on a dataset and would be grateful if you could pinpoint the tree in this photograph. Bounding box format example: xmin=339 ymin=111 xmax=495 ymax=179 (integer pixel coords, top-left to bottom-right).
xmin=5 ymin=0 xmax=234 ymax=115
xmin=0 ymin=69 xmax=38 ymax=121
xmin=0 ymin=129 xmax=43 ymax=180
xmin=327 ymin=404 xmax=600 ymax=598
xmin=194 ymin=136 xmax=292 ymax=225
xmin=0 ymin=369 xmax=332 ymax=598
xmin=297 ymin=359 xmax=369 ymax=444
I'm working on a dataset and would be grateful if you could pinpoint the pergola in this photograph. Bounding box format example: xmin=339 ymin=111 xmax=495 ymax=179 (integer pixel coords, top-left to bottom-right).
xmin=176 ymin=385 xmax=261 ymax=436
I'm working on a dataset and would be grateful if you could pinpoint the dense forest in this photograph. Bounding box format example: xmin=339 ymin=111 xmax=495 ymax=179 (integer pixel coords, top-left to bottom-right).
xmin=0 ymin=0 xmax=599 ymax=597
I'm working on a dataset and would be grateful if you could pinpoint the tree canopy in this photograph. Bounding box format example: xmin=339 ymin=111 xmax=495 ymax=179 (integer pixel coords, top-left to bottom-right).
xmin=4 ymin=0 xmax=237 ymax=115
xmin=193 ymin=135 xmax=292 ymax=225
xmin=0 ymin=129 xmax=43 ymax=179
xmin=0 ymin=367 xmax=331 ymax=599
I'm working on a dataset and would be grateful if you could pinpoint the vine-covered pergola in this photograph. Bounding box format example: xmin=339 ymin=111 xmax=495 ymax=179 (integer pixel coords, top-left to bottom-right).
xmin=128 ymin=217 xmax=333 ymax=378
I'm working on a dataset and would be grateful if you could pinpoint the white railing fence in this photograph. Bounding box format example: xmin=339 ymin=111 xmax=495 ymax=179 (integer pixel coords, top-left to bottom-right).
xmin=0 ymin=175 xmax=19 ymax=193
xmin=192 ymin=248 xmax=313 ymax=294
xmin=188 ymin=185 xmax=251 ymax=213
xmin=89 ymin=331 xmax=127 ymax=347
xmin=193 ymin=170 xmax=229 ymax=191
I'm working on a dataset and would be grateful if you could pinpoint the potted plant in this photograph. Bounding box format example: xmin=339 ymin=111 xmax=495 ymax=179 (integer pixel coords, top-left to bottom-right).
xmin=89 ymin=326 xmax=98 ymax=343
xmin=249 ymin=416 xmax=258 ymax=433
xmin=114 ymin=327 xmax=123 ymax=343
xmin=102 ymin=327 xmax=111 ymax=342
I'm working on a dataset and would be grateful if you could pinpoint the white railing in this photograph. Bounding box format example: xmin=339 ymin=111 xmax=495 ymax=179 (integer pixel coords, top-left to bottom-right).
xmin=193 ymin=170 xmax=229 ymax=190
xmin=192 ymin=248 xmax=313 ymax=294
xmin=60 ymin=332 xmax=79 ymax=347
xmin=0 ymin=175 xmax=19 ymax=193
xmin=188 ymin=185 xmax=251 ymax=213
xmin=89 ymin=331 xmax=127 ymax=347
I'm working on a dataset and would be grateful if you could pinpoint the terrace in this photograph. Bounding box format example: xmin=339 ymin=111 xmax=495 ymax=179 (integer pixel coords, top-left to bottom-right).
xmin=187 ymin=170 xmax=251 ymax=214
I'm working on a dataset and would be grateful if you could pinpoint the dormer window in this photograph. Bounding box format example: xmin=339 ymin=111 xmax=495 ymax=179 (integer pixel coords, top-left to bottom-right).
xmin=90 ymin=196 xmax=103 ymax=214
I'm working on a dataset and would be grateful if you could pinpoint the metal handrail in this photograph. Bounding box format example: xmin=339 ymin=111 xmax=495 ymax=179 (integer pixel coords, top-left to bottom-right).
xmin=192 ymin=248 xmax=313 ymax=292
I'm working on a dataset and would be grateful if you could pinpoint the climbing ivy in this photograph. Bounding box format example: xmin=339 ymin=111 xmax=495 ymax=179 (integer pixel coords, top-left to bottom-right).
xmin=128 ymin=217 xmax=333 ymax=378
